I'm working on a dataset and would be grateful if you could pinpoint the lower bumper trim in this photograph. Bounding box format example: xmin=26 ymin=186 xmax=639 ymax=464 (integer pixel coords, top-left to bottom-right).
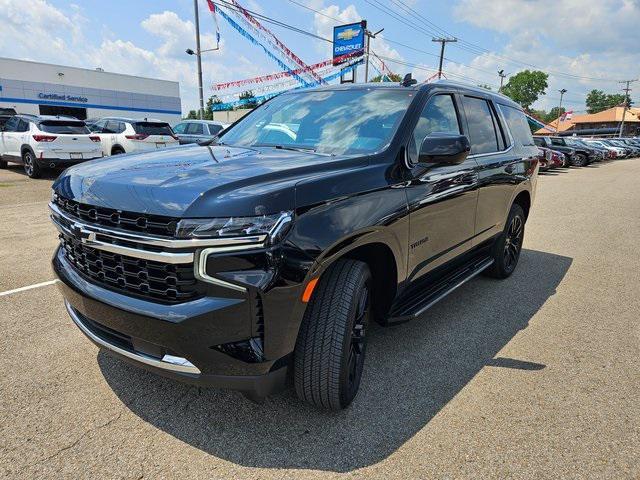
xmin=66 ymin=300 xmax=201 ymax=374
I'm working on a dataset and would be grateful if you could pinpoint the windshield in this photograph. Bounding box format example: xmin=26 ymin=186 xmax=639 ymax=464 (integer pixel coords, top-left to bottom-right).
xmin=39 ymin=121 xmax=90 ymax=134
xmin=220 ymin=89 xmax=415 ymax=155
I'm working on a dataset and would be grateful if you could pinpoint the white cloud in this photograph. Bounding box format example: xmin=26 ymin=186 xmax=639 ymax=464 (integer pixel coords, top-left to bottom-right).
xmin=450 ymin=0 xmax=640 ymax=110
xmin=0 ymin=0 xmax=271 ymax=113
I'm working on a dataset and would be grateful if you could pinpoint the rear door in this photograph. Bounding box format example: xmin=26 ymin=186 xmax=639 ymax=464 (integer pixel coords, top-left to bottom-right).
xmin=405 ymin=91 xmax=480 ymax=282
xmin=6 ymin=118 xmax=30 ymax=159
xmin=0 ymin=116 xmax=20 ymax=158
xmin=460 ymin=95 xmax=520 ymax=245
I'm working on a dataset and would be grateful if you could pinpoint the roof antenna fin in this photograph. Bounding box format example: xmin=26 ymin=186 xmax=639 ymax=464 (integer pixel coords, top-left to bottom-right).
xmin=401 ymin=73 xmax=417 ymax=87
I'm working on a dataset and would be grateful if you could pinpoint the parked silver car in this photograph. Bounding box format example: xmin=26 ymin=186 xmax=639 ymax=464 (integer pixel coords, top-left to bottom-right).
xmin=172 ymin=120 xmax=229 ymax=144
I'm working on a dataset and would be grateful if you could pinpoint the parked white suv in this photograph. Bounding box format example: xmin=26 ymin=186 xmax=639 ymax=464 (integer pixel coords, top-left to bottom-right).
xmin=89 ymin=117 xmax=178 ymax=156
xmin=0 ymin=115 xmax=102 ymax=178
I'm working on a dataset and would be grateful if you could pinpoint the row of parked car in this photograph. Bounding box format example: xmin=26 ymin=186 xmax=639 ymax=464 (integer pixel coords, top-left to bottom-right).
xmin=0 ymin=113 xmax=229 ymax=178
xmin=533 ymin=135 xmax=640 ymax=171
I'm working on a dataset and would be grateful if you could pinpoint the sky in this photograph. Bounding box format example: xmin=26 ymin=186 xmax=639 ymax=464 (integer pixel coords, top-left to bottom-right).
xmin=1 ymin=0 xmax=638 ymax=115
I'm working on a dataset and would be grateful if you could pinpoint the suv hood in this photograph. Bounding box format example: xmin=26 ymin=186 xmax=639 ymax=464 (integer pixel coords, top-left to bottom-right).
xmin=53 ymin=144 xmax=362 ymax=217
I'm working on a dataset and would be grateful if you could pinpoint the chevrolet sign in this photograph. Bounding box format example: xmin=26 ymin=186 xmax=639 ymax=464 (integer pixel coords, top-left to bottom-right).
xmin=333 ymin=21 xmax=366 ymax=66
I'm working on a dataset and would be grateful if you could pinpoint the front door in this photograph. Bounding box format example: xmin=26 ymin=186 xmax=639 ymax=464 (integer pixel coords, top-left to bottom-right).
xmin=405 ymin=92 xmax=479 ymax=283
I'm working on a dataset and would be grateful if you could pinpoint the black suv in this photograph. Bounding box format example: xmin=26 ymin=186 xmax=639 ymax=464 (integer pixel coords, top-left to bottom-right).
xmin=51 ymin=81 xmax=538 ymax=409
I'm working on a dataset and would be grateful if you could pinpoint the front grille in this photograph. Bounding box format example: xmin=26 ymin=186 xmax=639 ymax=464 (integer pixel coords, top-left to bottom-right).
xmin=59 ymin=232 xmax=199 ymax=303
xmin=54 ymin=195 xmax=179 ymax=237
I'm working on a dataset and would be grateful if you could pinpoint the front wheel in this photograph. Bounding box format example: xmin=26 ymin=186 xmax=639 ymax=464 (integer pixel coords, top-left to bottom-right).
xmin=23 ymin=150 xmax=41 ymax=179
xmin=294 ymin=259 xmax=371 ymax=410
xmin=484 ymin=203 xmax=525 ymax=279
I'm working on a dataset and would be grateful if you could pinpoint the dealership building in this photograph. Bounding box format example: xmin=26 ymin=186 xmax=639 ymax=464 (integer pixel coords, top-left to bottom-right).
xmin=0 ymin=57 xmax=182 ymax=123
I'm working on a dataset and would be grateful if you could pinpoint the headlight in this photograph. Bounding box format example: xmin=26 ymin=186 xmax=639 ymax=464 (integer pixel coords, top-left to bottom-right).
xmin=176 ymin=211 xmax=293 ymax=243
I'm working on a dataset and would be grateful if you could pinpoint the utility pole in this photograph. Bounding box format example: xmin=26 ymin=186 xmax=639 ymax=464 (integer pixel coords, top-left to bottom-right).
xmin=618 ymin=79 xmax=637 ymax=137
xmin=364 ymin=27 xmax=384 ymax=82
xmin=556 ymin=88 xmax=567 ymax=133
xmin=186 ymin=0 xmax=219 ymax=120
xmin=193 ymin=0 xmax=205 ymax=120
xmin=498 ymin=69 xmax=507 ymax=92
xmin=432 ymin=37 xmax=457 ymax=80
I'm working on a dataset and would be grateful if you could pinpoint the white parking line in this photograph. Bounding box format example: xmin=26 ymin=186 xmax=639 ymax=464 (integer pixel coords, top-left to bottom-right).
xmin=0 ymin=280 xmax=58 ymax=297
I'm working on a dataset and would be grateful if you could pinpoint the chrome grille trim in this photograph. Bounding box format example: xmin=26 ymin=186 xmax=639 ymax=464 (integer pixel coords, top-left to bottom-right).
xmin=49 ymin=202 xmax=267 ymax=249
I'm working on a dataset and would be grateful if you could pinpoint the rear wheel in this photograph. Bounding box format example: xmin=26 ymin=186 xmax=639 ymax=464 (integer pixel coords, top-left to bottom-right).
xmin=23 ymin=150 xmax=41 ymax=179
xmin=572 ymin=153 xmax=587 ymax=167
xmin=0 ymin=159 xmax=7 ymax=169
xmin=294 ymin=259 xmax=371 ymax=410
xmin=111 ymin=147 xmax=125 ymax=155
xmin=484 ymin=203 xmax=525 ymax=279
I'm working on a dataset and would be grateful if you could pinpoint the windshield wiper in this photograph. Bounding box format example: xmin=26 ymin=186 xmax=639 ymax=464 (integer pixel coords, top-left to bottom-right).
xmin=253 ymin=144 xmax=334 ymax=156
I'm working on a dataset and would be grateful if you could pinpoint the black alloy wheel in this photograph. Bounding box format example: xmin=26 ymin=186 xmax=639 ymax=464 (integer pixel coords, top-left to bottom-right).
xmin=484 ymin=203 xmax=525 ymax=279
xmin=503 ymin=214 xmax=524 ymax=273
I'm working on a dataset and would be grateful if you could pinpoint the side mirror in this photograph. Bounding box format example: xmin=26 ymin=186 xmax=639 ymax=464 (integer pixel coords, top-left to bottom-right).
xmin=419 ymin=133 xmax=471 ymax=165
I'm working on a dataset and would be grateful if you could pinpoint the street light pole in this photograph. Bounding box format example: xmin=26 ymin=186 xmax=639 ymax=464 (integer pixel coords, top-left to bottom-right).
xmin=556 ymin=88 xmax=567 ymax=133
xmin=193 ymin=0 xmax=205 ymax=120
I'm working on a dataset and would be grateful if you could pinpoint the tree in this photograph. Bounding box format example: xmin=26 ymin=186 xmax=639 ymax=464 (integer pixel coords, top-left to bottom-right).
xmin=546 ymin=106 xmax=566 ymax=123
xmin=586 ymin=89 xmax=632 ymax=114
xmin=238 ymin=90 xmax=257 ymax=109
xmin=205 ymin=95 xmax=227 ymax=117
xmin=371 ymin=73 xmax=402 ymax=82
xmin=501 ymin=70 xmax=549 ymax=109
xmin=186 ymin=110 xmax=198 ymax=119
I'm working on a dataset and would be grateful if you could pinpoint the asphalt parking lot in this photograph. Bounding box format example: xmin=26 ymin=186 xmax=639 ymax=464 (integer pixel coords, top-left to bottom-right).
xmin=1 ymin=160 xmax=639 ymax=479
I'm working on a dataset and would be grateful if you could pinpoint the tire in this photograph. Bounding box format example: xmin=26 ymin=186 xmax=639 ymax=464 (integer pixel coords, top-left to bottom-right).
xmin=294 ymin=259 xmax=371 ymax=410
xmin=484 ymin=203 xmax=525 ymax=279
xmin=0 ymin=159 xmax=7 ymax=169
xmin=23 ymin=150 xmax=41 ymax=179
xmin=572 ymin=153 xmax=587 ymax=167
xmin=111 ymin=147 xmax=125 ymax=155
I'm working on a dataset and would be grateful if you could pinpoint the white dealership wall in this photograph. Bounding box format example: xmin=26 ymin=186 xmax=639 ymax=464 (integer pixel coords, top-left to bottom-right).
xmin=0 ymin=57 xmax=182 ymax=123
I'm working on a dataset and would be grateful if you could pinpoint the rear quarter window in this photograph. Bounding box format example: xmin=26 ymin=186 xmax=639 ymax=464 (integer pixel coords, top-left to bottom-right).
xmin=134 ymin=122 xmax=173 ymax=135
xmin=498 ymin=105 xmax=535 ymax=147
xmin=39 ymin=121 xmax=90 ymax=134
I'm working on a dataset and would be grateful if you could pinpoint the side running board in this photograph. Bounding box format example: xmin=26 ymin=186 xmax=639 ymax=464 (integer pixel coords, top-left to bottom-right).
xmin=387 ymin=257 xmax=494 ymax=324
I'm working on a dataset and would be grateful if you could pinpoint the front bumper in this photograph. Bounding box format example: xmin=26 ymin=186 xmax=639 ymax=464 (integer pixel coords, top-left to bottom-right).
xmin=53 ymin=247 xmax=289 ymax=397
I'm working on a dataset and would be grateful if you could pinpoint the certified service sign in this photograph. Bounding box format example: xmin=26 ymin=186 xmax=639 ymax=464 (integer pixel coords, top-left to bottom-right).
xmin=333 ymin=21 xmax=366 ymax=65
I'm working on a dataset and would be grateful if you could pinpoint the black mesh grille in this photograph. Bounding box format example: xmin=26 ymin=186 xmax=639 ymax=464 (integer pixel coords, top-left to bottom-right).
xmin=54 ymin=195 xmax=178 ymax=237
xmin=59 ymin=232 xmax=199 ymax=303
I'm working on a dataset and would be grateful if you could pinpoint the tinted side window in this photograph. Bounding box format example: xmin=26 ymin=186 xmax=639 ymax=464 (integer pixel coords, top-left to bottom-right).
xmin=550 ymin=138 xmax=565 ymax=146
xmin=173 ymin=123 xmax=187 ymax=134
xmin=499 ymin=104 xmax=534 ymax=146
xmin=102 ymin=121 xmax=118 ymax=134
xmin=4 ymin=117 xmax=19 ymax=132
xmin=533 ymin=137 xmax=544 ymax=147
xmin=408 ymin=94 xmax=461 ymax=164
xmin=17 ymin=120 xmax=30 ymax=132
xmin=208 ymin=124 xmax=223 ymax=135
xmin=463 ymin=96 xmax=499 ymax=155
xmin=186 ymin=123 xmax=204 ymax=135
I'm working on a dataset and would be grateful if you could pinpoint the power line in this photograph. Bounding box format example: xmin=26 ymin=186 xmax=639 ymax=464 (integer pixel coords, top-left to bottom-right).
xmin=368 ymin=0 xmax=620 ymax=83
